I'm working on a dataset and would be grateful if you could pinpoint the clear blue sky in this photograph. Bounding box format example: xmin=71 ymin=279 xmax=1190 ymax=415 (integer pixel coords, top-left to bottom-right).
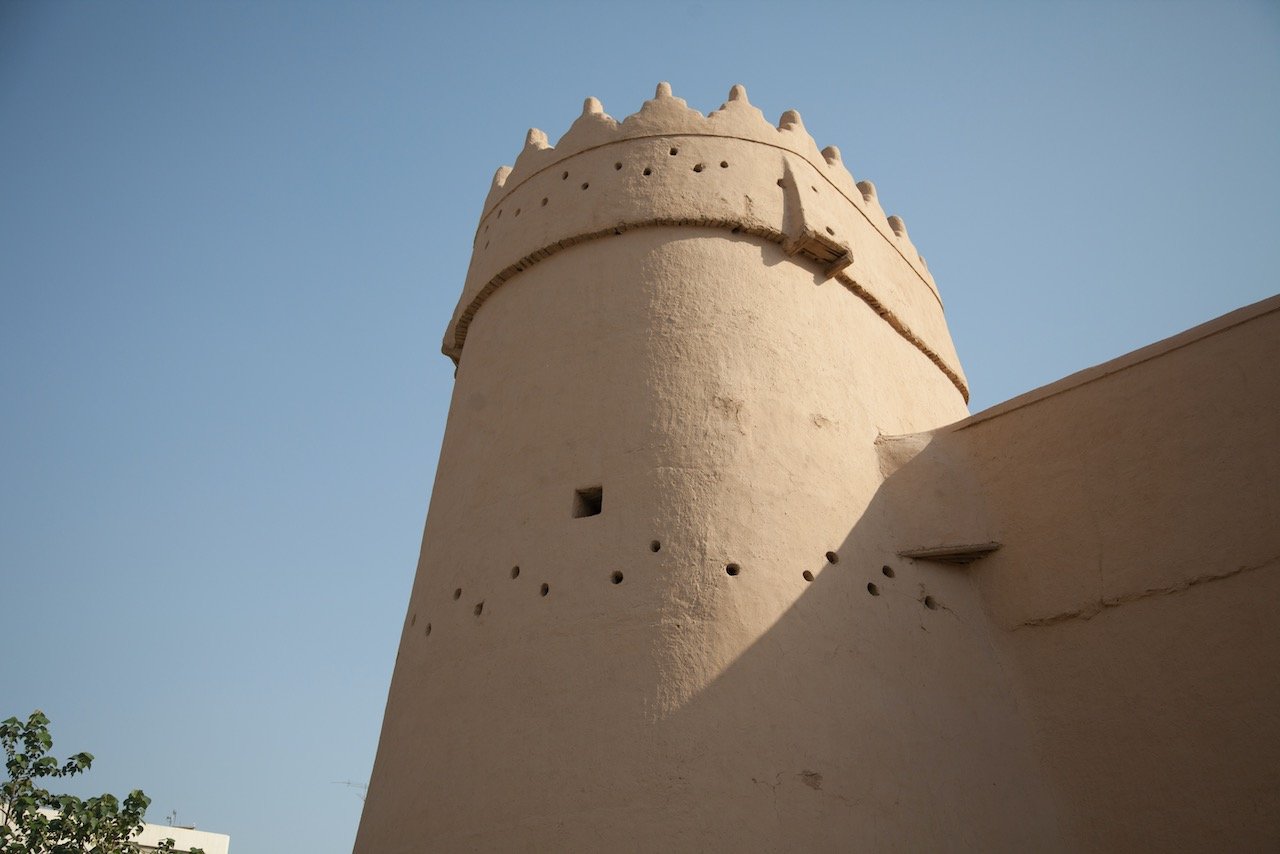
xmin=2 ymin=2 xmax=1277 ymax=851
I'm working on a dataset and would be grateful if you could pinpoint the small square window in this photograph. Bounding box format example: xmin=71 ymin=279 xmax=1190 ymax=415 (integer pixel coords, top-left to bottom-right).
xmin=573 ymin=486 xmax=603 ymax=518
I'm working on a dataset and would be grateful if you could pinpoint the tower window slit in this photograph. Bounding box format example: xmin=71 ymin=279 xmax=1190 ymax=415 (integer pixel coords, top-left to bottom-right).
xmin=573 ymin=486 xmax=603 ymax=517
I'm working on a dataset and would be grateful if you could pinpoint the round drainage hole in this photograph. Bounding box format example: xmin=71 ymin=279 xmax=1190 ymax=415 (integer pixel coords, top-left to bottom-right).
xmin=924 ymin=595 xmax=939 ymax=610
xmin=825 ymin=551 xmax=839 ymax=564
xmin=726 ymin=563 xmax=741 ymax=577
xmin=802 ymin=570 xmax=815 ymax=582
xmin=882 ymin=565 xmax=895 ymax=578
xmin=511 ymin=566 xmax=520 ymax=579
xmin=866 ymin=582 xmax=880 ymax=596
xmin=611 ymin=571 xmax=624 ymax=584
xmin=650 ymin=540 xmax=661 ymax=552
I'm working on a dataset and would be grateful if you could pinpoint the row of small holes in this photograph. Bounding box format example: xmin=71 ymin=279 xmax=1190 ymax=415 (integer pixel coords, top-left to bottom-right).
xmin=453 ymin=540 xmax=664 ymax=599
xmin=797 ymin=558 xmax=934 ymax=605
xmin=452 ymin=555 xmax=907 ymax=596
xmin=433 ymin=540 xmax=694 ymax=629
xmin=460 ymin=563 xmax=917 ymax=596
xmin=432 ymin=552 xmax=933 ymax=635
xmin=459 ymin=553 xmax=900 ymax=597
xmin=625 ymin=157 xmax=733 ymax=179
xmin=486 ymin=152 xmax=794 ymax=252
xmin=447 ymin=540 xmax=663 ymax=605
xmin=487 ymin=157 xmax=732 ymax=228
xmin=422 ymin=560 xmax=936 ymax=638
xmin=424 ymin=579 xmax=548 ymax=634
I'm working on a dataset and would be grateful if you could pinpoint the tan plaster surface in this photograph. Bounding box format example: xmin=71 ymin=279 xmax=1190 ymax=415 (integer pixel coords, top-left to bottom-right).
xmin=445 ymin=84 xmax=966 ymax=400
xmin=356 ymin=84 xmax=1280 ymax=852
xmin=949 ymin=296 xmax=1280 ymax=850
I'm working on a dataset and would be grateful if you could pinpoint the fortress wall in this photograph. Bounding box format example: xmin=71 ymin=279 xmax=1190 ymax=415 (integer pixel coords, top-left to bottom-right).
xmin=358 ymin=81 xmax=1279 ymax=850
xmin=443 ymin=86 xmax=968 ymax=401
xmin=949 ymin=296 xmax=1280 ymax=850
xmin=356 ymin=228 xmax=1060 ymax=851
xmin=357 ymin=84 xmax=1093 ymax=852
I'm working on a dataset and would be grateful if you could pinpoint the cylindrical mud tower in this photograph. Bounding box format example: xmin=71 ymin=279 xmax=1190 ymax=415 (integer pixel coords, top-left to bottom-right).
xmin=356 ymin=84 xmax=1062 ymax=852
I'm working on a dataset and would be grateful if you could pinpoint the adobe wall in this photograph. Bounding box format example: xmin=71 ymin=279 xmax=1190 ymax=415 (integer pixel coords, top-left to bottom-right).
xmin=443 ymin=84 xmax=968 ymax=402
xmin=358 ymin=80 xmax=1280 ymax=850
xmin=946 ymin=296 xmax=1280 ymax=850
xmin=357 ymin=230 xmax=1062 ymax=851
xmin=356 ymin=85 xmax=1066 ymax=851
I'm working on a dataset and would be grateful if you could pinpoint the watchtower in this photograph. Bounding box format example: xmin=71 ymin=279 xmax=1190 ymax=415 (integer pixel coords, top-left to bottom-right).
xmin=355 ymin=83 xmax=1062 ymax=851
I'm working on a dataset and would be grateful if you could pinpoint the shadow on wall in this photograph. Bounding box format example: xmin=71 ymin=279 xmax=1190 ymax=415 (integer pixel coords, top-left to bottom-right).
xmin=648 ymin=295 xmax=1280 ymax=852
xmin=637 ymin=431 xmax=1066 ymax=852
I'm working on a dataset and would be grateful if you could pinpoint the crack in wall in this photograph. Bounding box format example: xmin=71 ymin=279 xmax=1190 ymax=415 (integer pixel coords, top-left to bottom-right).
xmin=1013 ymin=554 xmax=1279 ymax=629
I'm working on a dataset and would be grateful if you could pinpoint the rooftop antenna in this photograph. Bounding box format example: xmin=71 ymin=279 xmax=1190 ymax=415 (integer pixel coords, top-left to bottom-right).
xmin=331 ymin=780 xmax=368 ymax=802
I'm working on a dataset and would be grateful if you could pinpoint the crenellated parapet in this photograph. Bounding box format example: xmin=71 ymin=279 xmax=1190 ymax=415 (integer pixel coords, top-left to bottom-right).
xmin=445 ymin=83 xmax=968 ymax=401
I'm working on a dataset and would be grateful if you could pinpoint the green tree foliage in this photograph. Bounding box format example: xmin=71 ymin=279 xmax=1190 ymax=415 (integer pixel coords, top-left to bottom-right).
xmin=1 ymin=711 xmax=203 ymax=854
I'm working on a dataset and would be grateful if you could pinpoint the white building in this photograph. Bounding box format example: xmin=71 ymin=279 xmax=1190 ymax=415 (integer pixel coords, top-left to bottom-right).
xmin=134 ymin=819 xmax=230 ymax=854
xmin=20 ymin=809 xmax=230 ymax=854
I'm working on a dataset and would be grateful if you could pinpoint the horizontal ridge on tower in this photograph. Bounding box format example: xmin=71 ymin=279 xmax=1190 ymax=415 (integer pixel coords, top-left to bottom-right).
xmin=449 ymin=82 xmax=968 ymax=402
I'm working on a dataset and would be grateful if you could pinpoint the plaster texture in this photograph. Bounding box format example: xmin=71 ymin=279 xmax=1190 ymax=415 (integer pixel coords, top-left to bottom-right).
xmin=356 ymin=84 xmax=1280 ymax=853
